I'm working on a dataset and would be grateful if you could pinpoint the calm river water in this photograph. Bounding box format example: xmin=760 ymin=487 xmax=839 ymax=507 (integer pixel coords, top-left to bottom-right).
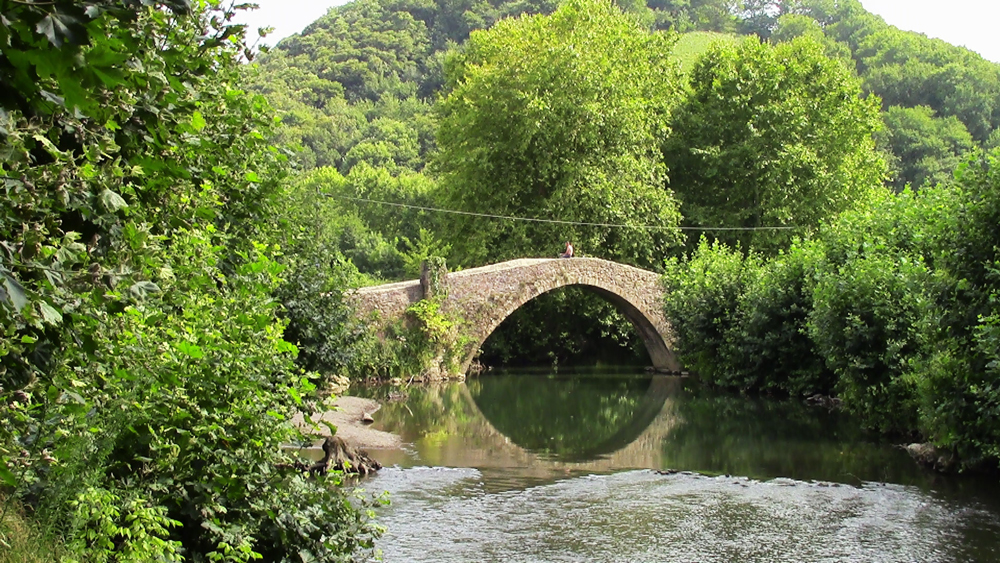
xmin=351 ymin=370 xmax=1000 ymax=562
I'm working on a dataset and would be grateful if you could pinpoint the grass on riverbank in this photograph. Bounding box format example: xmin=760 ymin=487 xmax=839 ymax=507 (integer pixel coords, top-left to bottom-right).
xmin=0 ymin=498 xmax=68 ymax=563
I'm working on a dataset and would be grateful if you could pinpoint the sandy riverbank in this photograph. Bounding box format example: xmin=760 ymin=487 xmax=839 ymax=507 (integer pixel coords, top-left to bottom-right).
xmin=293 ymin=396 xmax=403 ymax=450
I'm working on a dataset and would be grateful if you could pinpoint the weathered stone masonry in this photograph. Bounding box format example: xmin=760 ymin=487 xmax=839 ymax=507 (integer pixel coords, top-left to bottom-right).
xmin=350 ymin=257 xmax=680 ymax=375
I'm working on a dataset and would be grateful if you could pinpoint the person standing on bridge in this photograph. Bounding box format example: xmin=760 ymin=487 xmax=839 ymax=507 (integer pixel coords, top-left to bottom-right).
xmin=559 ymin=241 xmax=574 ymax=258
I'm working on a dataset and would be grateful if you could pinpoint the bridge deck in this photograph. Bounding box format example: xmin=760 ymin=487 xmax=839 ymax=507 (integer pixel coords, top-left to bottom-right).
xmin=354 ymin=258 xmax=559 ymax=294
xmin=354 ymin=257 xmax=639 ymax=294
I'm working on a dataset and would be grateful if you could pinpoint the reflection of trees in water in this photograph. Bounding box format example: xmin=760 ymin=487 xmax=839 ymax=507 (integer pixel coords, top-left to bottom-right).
xmin=361 ymin=374 xmax=675 ymax=463
xmin=661 ymin=388 xmax=932 ymax=486
xmin=363 ymin=376 xmax=938 ymax=485
xmin=358 ymin=375 xmax=683 ymax=490
xmin=469 ymin=374 xmax=655 ymax=460
xmin=362 ymin=378 xmax=1000 ymax=503
xmin=363 ymin=383 xmax=486 ymax=442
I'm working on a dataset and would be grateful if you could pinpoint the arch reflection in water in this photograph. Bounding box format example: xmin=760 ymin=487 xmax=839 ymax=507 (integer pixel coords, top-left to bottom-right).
xmin=359 ymin=371 xmax=681 ymax=488
xmin=360 ymin=370 xmax=973 ymax=492
xmin=468 ymin=371 xmax=672 ymax=461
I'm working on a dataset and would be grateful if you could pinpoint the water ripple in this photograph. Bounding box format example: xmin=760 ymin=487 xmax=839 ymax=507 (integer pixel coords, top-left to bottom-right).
xmin=366 ymin=468 xmax=1000 ymax=563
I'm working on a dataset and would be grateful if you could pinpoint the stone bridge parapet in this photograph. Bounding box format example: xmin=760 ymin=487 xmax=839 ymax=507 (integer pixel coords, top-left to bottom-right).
xmin=351 ymin=258 xmax=679 ymax=376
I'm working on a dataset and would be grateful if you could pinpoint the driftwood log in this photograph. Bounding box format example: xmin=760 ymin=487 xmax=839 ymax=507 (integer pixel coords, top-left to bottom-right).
xmin=281 ymin=436 xmax=382 ymax=476
xmin=316 ymin=435 xmax=382 ymax=476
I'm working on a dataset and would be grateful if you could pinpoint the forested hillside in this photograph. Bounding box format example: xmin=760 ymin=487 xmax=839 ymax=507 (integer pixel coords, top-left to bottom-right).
xmin=253 ymin=0 xmax=1000 ymax=266
xmin=248 ymin=0 xmax=1000 ymax=365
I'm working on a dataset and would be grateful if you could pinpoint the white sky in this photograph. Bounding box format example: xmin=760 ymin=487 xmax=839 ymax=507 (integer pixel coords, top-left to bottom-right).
xmin=233 ymin=0 xmax=1000 ymax=63
xmin=859 ymin=0 xmax=1000 ymax=63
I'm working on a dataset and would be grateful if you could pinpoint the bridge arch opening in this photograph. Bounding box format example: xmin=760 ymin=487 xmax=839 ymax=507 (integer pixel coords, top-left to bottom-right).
xmin=452 ymin=261 xmax=682 ymax=374
xmin=477 ymin=285 xmax=665 ymax=369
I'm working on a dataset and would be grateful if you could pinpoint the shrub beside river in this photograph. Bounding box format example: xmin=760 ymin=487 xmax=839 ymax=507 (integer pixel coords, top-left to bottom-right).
xmin=663 ymin=150 xmax=1000 ymax=471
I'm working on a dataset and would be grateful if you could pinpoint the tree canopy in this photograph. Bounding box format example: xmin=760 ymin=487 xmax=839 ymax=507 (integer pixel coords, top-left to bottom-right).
xmin=878 ymin=105 xmax=976 ymax=191
xmin=663 ymin=36 xmax=887 ymax=252
xmin=434 ymin=0 xmax=684 ymax=268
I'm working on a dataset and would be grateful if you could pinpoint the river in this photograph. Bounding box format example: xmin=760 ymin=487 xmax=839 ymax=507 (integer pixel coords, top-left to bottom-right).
xmin=351 ymin=369 xmax=1000 ymax=562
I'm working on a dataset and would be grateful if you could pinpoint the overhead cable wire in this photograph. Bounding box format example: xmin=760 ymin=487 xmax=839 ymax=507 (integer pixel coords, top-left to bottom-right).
xmin=323 ymin=194 xmax=802 ymax=232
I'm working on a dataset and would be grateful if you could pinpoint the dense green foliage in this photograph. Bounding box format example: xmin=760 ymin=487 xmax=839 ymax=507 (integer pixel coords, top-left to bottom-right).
xmin=6 ymin=4 xmax=1000 ymax=557
xmin=243 ymin=0 xmax=1000 ymax=369
xmin=254 ymin=0 xmax=1000 ymax=199
xmin=661 ymin=240 xmax=755 ymax=379
xmin=429 ymin=0 xmax=692 ymax=363
xmin=663 ymin=35 xmax=887 ymax=253
xmin=878 ymin=105 xmax=977 ymax=192
xmin=434 ymin=0 xmax=683 ymax=267
xmin=662 ymin=239 xmax=832 ymax=395
xmin=248 ymin=0 xmax=1000 ymax=272
xmin=249 ymin=0 xmax=559 ymax=174
xmin=768 ymin=0 xmax=1000 ymax=189
xmin=663 ymin=150 xmax=1000 ymax=468
xmin=1 ymin=1 xmax=381 ymax=559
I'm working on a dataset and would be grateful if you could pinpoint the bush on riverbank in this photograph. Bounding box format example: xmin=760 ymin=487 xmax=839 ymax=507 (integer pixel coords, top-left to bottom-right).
xmin=663 ymin=149 xmax=1000 ymax=469
xmin=1 ymin=2 xmax=381 ymax=560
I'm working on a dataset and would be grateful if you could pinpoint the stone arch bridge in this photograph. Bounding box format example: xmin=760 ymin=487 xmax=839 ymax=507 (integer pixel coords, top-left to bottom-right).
xmin=351 ymin=258 xmax=680 ymax=377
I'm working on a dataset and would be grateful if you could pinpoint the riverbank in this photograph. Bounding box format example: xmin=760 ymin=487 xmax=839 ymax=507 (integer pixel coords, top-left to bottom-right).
xmin=294 ymin=396 xmax=403 ymax=450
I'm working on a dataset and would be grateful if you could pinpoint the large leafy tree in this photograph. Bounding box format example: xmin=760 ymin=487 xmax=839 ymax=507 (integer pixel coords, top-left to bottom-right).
xmin=434 ymin=0 xmax=684 ymax=268
xmin=663 ymin=36 xmax=887 ymax=253
xmin=1 ymin=1 xmax=380 ymax=559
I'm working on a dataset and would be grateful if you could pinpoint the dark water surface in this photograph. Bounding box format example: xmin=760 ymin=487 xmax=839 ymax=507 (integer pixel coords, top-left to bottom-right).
xmin=352 ymin=370 xmax=1000 ymax=562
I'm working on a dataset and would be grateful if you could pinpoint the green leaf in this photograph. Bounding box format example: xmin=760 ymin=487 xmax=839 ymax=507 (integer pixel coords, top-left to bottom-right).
xmin=38 ymin=301 xmax=63 ymax=325
xmin=92 ymin=65 xmax=125 ymax=88
xmin=1 ymin=270 xmax=29 ymax=312
xmin=320 ymin=420 xmax=338 ymax=436
xmin=176 ymin=341 xmax=204 ymax=359
xmin=80 ymin=162 xmax=97 ymax=179
xmin=36 ymin=15 xmax=66 ymax=48
xmin=191 ymin=110 xmax=207 ymax=131
xmin=129 ymin=280 xmax=161 ymax=299
xmin=101 ymin=189 xmax=129 ymax=211
xmin=287 ymin=386 xmax=302 ymax=406
xmin=32 ymin=133 xmax=63 ymax=157
xmin=59 ymin=390 xmax=86 ymax=404
xmin=0 ymin=465 xmax=18 ymax=487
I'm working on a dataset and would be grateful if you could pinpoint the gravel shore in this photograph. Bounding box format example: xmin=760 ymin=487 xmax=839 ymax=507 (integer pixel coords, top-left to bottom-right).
xmin=293 ymin=396 xmax=403 ymax=450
